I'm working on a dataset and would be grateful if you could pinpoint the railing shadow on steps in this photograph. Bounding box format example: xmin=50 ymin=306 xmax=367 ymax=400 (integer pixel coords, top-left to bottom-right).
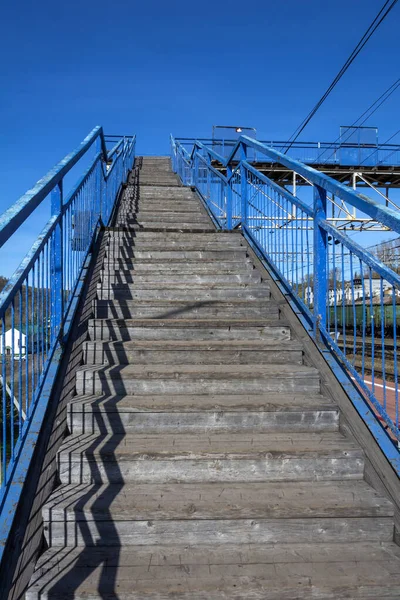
xmin=0 ymin=127 xmax=135 ymax=578
xmin=26 ymin=205 xmax=141 ymax=600
xmin=170 ymin=133 xmax=400 ymax=474
xmin=42 ymin=368 xmax=128 ymax=600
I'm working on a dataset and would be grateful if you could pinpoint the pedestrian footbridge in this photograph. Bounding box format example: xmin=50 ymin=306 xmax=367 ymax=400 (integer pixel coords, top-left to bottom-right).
xmin=0 ymin=129 xmax=399 ymax=599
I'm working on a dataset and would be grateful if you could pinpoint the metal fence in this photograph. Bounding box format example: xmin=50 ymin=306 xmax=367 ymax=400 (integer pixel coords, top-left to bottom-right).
xmin=171 ymin=134 xmax=400 ymax=468
xmin=0 ymin=127 xmax=135 ymax=549
xmin=174 ymin=137 xmax=400 ymax=167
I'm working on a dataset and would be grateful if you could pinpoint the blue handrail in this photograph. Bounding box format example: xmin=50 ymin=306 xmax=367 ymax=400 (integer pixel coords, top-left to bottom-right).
xmin=171 ymin=133 xmax=400 ymax=472
xmin=0 ymin=128 xmax=135 ymax=559
xmin=0 ymin=127 xmax=108 ymax=247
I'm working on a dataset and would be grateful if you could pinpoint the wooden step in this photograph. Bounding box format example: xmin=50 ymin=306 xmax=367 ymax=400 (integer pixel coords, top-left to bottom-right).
xmin=128 ymin=212 xmax=211 ymax=222
xmin=129 ymin=203 xmax=202 ymax=212
xmin=102 ymin=249 xmax=250 ymax=261
xmin=104 ymin=231 xmax=243 ymax=242
xmin=112 ymin=223 xmax=216 ymax=232
xmin=82 ymin=339 xmax=303 ymax=366
xmin=93 ymin=299 xmax=278 ymax=319
xmin=104 ymin=239 xmax=245 ymax=250
xmin=98 ymin=272 xmax=261 ymax=286
xmin=75 ymin=363 xmax=319 ymax=395
xmin=42 ymin=480 xmax=393 ymax=547
xmin=57 ymin=431 xmax=364 ymax=484
xmin=69 ymin=406 xmax=338 ymax=434
xmin=68 ymin=391 xmax=335 ymax=413
xmin=44 ymin=480 xmax=393 ymax=523
xmin=99 ymin=262 xmax=255 ymax=274
xmin=95 ymin=285 xmax=271 ymax=301
xmin=87 ymin=319 xmax=288 ymax=341
xmin=27 ymin=542 xmax=400 ymax=600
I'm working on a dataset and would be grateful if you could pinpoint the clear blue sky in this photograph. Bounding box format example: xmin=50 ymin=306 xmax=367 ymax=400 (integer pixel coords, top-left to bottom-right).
xmin=0 ymin=0 xmax=399 ymax=276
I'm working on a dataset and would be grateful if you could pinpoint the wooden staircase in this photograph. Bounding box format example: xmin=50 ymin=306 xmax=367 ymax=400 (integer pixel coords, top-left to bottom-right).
xmin=27 ymin=156 xmax=400 ymax=599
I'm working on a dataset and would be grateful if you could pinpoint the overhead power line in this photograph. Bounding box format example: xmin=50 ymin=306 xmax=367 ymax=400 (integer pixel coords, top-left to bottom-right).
xmin=283 ymin=0 xmax=398 ymax=153
xmin=317 ymin=77 xmax=400 ymax=163
xmin=359 ymin=126 xmax=400 ymax=165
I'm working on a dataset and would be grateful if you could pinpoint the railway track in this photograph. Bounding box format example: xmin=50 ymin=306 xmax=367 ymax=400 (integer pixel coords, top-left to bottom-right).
xmin=336 ymin=339 xmax=397 ymax=382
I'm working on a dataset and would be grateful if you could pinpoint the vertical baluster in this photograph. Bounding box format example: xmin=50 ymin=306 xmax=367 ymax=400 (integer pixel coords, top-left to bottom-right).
xmin=96 ymin=136 xmax=103 ymax=223
xmin=380 ymin=278 xmax=386 ymax=411
xmin=30 ymin=268 xmax=34 ymax=406
xmin=25 ymin=278 xmax=29 ymax=416
xmin=40 ymin=250 xmax=44 ymax=372
xmin=10 ymin=301 xmax=15 ymax=459
xmin=350 ymin=252 xmax=357 ymax=365
xmin=295 ymin=211 xmax=299 ymax=298
xmin=226 ymin=165 xmax=232 ymax=230
xmin=333 ymin=246 xmax=338 ymax=342
xmin=313 ymin=185 xmax=327 ymax=336
xmin=18 ymin=289 xmax=23 ymax=434
xmin=36 ymin=261 xmax=39 ymax=386
xmin=300 ymin=210 xmax=305 ymax=305
xmin=277 ymin=190 xmax=281 ymax=272
xmin=326 ymin=242 xmax=331 ymax=333
xmin=240 ymin=144 xmax=247 ymax=229
xmin=51 ymin=182 xmax=64 ymax=343
xmin=369 ymin=268 xmax=375 ymax=394
xmin=341 ymin=244 xmax=346 ymax=356
xmin=392 ymin=289 xmax=398 ymax=433
xmin=307 ymin=221 xmax=311 ymax=309
xmin=45 ymin=244 xmax=49 ymax=362
xmin=2 ymin=314 xmax=7 ymax=483
xmin=360 ymin=259 xmax=366 ymax=380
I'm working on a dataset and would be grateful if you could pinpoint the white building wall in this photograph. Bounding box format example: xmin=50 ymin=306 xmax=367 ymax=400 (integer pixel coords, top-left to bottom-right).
xmin=0 ymin=329 xmax=27 ymax=357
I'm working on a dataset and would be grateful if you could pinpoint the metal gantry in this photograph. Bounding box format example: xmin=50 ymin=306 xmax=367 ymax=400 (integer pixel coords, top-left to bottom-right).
xmin=176 ymin=132 xmax=400 ymax=231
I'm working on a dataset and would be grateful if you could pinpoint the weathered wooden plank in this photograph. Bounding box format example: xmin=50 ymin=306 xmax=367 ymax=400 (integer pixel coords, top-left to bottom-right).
xmin=68 ymin=407 xmax=337 ymax=434
xmin=82 ymin=339 xmax=303 ymax=366
xmin=98 ymin=273 xmax=261 ymax=285
xmin=57 ymin=431 xmax=364 ymax=484
xmin=45 ymin=516 xmax=394 ymax=547
xmin=67 ymin=392 xmax=334 ymax=413
xmin=75 ymin=363 xmax=319 ymax=395
xmin=44 ymin=480 xmax=393 ymax=521
xmin=26 ymin=543 xmax=400 ymax=599
xmin=93 ymin=299 xmax=278 ymax=320
xmin=96 ymin=286 xmax=271 ymax=301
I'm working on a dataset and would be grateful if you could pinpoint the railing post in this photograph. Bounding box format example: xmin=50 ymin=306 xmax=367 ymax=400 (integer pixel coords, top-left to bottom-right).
xmin=205 ymin=151 xmax=212 ymax=208
xmin=95 ymin=136 xmax=103 ymax=224
xmin=226 ymin=164 xmax=232 ymax=230
xmin=50 ymin=182 xmax=63 ymax=343
xmin=313 ymin=184 xmax=327 ymax=337
xmin=240 ymin=143 xmax=247 ymax=228
xmin=193 ymin=145 xmax=199 ymax=189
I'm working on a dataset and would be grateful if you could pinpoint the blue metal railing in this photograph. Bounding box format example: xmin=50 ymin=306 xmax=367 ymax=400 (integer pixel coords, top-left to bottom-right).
xmin=174 ymin=137 xmax=400 ymax=166
xmin=0 ymin=127 xmax=135 ymax=552
xmin=171 ymin=134 xmax=400 ymax=471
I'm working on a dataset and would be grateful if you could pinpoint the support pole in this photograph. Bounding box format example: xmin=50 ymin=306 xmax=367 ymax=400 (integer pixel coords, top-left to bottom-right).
xmin=226 ymin=165 xmax=232 ymax=230
xmin=240 ymin=143 xmax=247 ymax=228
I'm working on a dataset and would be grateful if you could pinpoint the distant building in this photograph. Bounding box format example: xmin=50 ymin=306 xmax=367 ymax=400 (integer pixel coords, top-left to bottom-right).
xmin=304 ymin=278 xmax=398 ymax=308
xmin=0 ymin=329 xmax=27 ymax=357
xmin=352 ymin=277 xmax=392 ymax=300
